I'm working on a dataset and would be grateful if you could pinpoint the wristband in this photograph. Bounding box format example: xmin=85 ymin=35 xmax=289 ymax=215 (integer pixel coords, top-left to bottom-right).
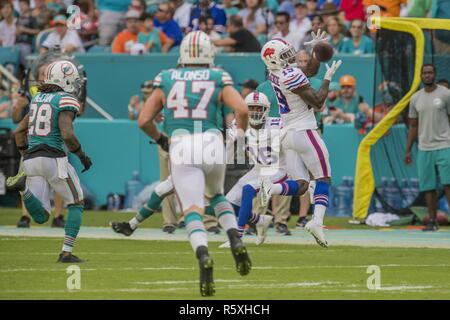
xmin=17 ymin=145 xmax=28 ymax=151
xmin=70 ymin=145 xmax=82 ymax=154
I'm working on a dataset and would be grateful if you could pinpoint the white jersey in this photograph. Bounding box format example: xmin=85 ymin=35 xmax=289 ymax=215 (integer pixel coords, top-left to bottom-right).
xmin=268 ymin=66 xmax=318 ymax=131
xmin=227 ymin=117 xmax=285 ymax=172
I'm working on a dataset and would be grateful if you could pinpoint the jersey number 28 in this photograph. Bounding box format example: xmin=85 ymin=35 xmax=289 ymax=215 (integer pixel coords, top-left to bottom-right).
xmin=167 ymin=81 xmax=214 ymax=119
xmin=28 ymin=103 xmax=52 ymax=136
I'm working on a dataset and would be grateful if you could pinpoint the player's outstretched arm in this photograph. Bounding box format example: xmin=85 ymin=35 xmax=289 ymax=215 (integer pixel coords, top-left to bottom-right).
xmin=59 ymin=110 xmax=92 ymax=172
xmin=14 ymin=114 xmax=29 ymax=155
xmin=293 ymin=82 xmax=330 ymax=111
xmin=221 ymin=85 xmax=248 ymax=132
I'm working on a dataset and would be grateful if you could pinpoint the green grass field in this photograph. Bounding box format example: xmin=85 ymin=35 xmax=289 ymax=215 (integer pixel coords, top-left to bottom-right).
xmin=1 ymin=209 xmax=450 ymax=300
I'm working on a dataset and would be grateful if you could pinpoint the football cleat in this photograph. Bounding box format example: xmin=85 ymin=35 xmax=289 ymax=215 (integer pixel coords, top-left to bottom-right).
xmin=57 ymin=252 xmax=85 ymax=263
xmin=196 ymin=246 xmax=215 ymax=297
xmin=255 ymin=215 xmax=273 ymax=245
xmin=259 ymin=177 xmax=272 ymax=207
xmin=6 ymin=172 xmax=27 ymax=192
xmin=110 ymin=221 xmax=135 ymax=236
xmin=17 ymin=216 xmax=31 ymax=228
xmin=51 ymin=216 xmax=66 ymax=228
xmin=227 ymin=229 xmax=252 ymax=276
xmin=219 ymin=241 xmax=231 ymax=248
xmin=296 ymin=216 xmax=309 ymax=229
xmin=422 ymin=220 xmax=439 ymax=232
xmin=305 ymin=220 xmax=328 ymax=248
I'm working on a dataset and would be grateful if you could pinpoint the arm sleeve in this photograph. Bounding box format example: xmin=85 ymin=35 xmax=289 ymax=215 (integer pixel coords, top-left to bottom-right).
xmin=59 ymin=95 xmax=80 ymax=114
xmin=408 ymin=95 xmax=418 ymax=118
xmin=281 ymin=67 xmax=309 ymax=92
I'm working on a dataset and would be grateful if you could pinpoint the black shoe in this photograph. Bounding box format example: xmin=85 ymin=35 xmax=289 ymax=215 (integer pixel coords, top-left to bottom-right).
xmin=6 ymin=172 xmax=27 ymax=192
xmin=163 ymin=225 xmax=176 ymax=234
xmin=296 ymin=217 xmax=309 ymax=229
xmin=51 ymin=216 xmax=66 ymax=228
xmin=196 ymin=246 xmax=215 ymax=297
xmin=111 ymin=221 xmax=135 ymax=236
xmin=276 ymin=223 xmax=292 ymax=235
xmin=17 ymin=216 xmax=30 ymax=228
xmin=422 ymin=220 xmax=439 ymax=232
xmin=178 ymin=221 xmax=186 ymax=229
xmin=227 ymin=229 xmax=251 ymax=276
xmin=57 ymin=252 xmax=84 ymax=263
xmin=207 ymin=226 xmax=221 ymax=234
xmin=244 ymin=224 xmax=256 ymax=235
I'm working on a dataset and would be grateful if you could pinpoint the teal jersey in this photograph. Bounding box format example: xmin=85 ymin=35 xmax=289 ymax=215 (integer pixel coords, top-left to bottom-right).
xmin=334 ymin=95 xmax=360 ymax=114
xmin=154 ymin=67 xmax=233 ymax=137
xmin=27 ymin=92 xmax=80 ymax=153
xmin=138 ymin=30 xmax=161 ymax=53
xmin=340 ymin=35 xmax=374 ymax=54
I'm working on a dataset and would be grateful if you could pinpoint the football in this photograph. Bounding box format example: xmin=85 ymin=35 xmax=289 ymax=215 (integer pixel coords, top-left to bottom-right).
xmin=313 ymin=42 xmax=334 ymax=62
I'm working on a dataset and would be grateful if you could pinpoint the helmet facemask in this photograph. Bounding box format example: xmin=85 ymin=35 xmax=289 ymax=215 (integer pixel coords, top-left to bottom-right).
xmin=279 ymin=46 xmax=297 ymax=68
xmin=248 ymin=104 xmax=268 ymax=126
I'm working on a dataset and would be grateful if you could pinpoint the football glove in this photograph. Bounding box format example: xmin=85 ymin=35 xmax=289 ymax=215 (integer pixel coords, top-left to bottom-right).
xmin=78 ymin=152 xmax=92 ymax=172
xmin=324 ymin=60 xmax=343 ymax=81
xmin=304 ymin=29 xmax=328 ymax=47
xmin=156 ymin=133 xmax=170 ymax=152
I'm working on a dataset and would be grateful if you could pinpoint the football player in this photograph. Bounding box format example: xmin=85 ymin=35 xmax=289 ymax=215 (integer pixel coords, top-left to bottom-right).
xmin=221 ymin=91 xmax=309 ymax=248
xmin=137 ymin=31 xmax=250 ymax=297
xmin=8 ymin=60 xmax=92 ymax=262
xmin=259 ymin=32 xmax=342 ymax=248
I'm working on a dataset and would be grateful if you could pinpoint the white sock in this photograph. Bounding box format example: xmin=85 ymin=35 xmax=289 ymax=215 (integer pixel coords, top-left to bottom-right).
xmin=129 ymin=217 xmax=139 ymax=230
xmin=270 ymin=183 xmax=283 ymax=195
xmin=218 ymin=212 xmax=238 ymax=231
xmin=189 ymin=231 xmax=208 ymax=252
xmin=313 ymin=205 xmax=326 ymax=225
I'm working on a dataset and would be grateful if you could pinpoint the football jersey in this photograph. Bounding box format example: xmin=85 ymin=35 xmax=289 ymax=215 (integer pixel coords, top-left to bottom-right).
xmin=268 ymin=66 xmax=318 ymax=131
xmin=228 ymin=117 xmax=285 ymax=169
xmin=154 ymin=67 xmax=233 ymax=137
xmin=27 ymin=92 xmax=80 ymax=154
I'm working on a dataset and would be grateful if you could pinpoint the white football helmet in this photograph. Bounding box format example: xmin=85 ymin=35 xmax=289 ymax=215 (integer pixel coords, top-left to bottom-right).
xmin=44 ymin=60 xmax=81 ymax=94
xmin=178 ymin=31 xmax=215 ymax=66
xmin=245 ymin=91 xmax=270 ymax=126
xmin=261 ymin=38 xmax=296 ymax=71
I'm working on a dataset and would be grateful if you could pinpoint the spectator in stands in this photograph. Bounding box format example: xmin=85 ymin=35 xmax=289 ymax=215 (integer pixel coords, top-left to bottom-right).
xmin=363 ymin=0 xmax=407 ymax=17
xmin=16 ymin=0 xmax=40 ymax=66
xmin=405 ymin=64 xmax=450 ymax=232
xmin=138 ymin=12 xmax=170 ymax=53
xmin=239 ymin=79 xmax=259 ymax=98
xmin=111 ymin=10 xmax=140 ymax=54
xmin=40 ymin=15 xmax=85 ymax=53
xmin=289 ymin=1 xmax=311 ymax=47
xmin=0 ymin=2 xmax=16 ymax=47
xmin=198 ymin=15 xmax=221 ymax=42
xmin=326 ymin=15 xmax=345 ymax=53
xmin=324 ymin=74 xmax=369 ymax=124
xmin=128 ymin=0 xmax=146 ymax=15
xmin=97 ymin=0 xmax=130 ymax=46
xmin=32 ymin=0 xmax=54 ymax=30
xmin=340 ymin=0 xmax=365 ymax=22
xmin=340 ymin=19 xmax=374 ymax=54
xmin=278 ymin=0 xmax=295 ymax=19
xmin=238 ymin=0 xmax=274 ymax=38
xmin=299 ymin=14 xmax=323 ymax=51
xmin=169 ymin=0 xmax=192 ymax=33
xmin=213 ymin=14 xmax=261 ymax=52
xmin=128 ymin=80 xmax=153 ymax=120
xmin=223 ymin=0 xmax=240 ymax=18
xmin=74 ymin=0 xmax=98 ymax=47
xmin=271 ymin=11 xmax=301 ymax=50
xmin=305 ymin=0 xmax=318 ymax=18
xmin=154 ymin=2 xmax=183 ymax=49
xmin=317 ymin=1 xmax=340 ymax=24
xmin=189 ymin=0 xmax=227 ymax=33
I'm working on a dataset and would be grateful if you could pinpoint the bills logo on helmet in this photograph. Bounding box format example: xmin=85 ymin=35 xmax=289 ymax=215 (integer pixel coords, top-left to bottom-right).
xmin=263 ymin=47 xmax=275 ymax=59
